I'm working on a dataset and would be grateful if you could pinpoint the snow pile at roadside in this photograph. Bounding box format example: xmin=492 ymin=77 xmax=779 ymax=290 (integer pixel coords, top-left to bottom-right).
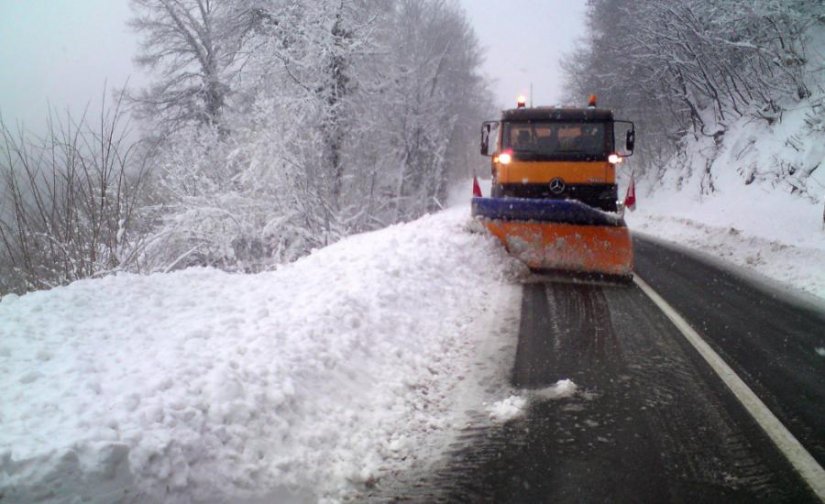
xmin=0 ymin=206 xmax=521 ymax=503
xmin=626 ymin=176 xmax=825 ymax=299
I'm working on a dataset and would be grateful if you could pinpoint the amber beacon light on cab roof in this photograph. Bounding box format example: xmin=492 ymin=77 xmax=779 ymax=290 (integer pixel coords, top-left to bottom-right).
xmin=471 ymin=95 xmax=637 ymax=281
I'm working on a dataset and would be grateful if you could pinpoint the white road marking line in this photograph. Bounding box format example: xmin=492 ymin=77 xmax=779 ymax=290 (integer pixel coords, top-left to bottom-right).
xmin=634 ymin=276 xmax=825 ymax=502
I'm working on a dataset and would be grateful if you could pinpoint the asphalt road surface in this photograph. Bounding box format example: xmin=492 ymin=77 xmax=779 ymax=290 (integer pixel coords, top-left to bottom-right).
xmin=375 ymin=235 xmax=825 ymax=503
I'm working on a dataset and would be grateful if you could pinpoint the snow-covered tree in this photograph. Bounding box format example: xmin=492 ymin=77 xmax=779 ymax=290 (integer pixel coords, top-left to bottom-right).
xmin=564 ymin=0 xmax=825 ymax=192
xmin=131 ymin=0 xmax=491 ymax=273
xmin=128 ymin=0 xmax=260 ymax=133
xmin=383 ymin=1 xmax=477 ymax=217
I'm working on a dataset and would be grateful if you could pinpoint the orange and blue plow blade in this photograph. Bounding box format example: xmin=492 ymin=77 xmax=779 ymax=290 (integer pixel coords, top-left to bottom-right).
xmin=472 ymin=197 xmax=633 ymax=277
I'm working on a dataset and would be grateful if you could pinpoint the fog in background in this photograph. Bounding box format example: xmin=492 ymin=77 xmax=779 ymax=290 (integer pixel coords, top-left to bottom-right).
xmin=0 ymin=0 xmax=144 ymax=133
xmin=460 ymin=0 xmax=588 ymax=109
xmin=0 ymin=0 xmax=587 ymax=132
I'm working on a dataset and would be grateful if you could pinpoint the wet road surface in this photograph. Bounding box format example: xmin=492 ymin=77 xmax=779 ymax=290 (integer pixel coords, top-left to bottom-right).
xmin=372 ymin=235 xmax=825 ymax=503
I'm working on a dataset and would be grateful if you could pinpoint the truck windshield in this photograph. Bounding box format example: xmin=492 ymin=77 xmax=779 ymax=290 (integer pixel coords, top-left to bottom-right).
xmin=502 ymin=121 xmax=611 ymax=161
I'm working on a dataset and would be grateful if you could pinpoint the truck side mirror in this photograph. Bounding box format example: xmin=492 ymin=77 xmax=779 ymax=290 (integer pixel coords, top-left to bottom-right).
xmin=614 ymin=120 xmax=635 ymax=157
xmin=626 ymin=130 xmax=635 ymax=153
xmin=480 ymin=121 xmax=498 ymax=156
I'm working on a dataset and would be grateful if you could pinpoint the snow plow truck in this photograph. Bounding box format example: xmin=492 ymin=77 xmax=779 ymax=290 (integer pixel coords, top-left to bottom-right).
xmin=472 ymin=96 xmax=636 ymax=280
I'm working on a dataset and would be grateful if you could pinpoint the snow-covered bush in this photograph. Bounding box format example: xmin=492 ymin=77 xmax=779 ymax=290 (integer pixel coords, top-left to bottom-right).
xmin=0 ymin=94 xmax=146 ymax=295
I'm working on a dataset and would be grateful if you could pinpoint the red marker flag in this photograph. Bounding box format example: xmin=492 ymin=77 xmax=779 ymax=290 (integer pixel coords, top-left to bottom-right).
xmin=472 ymin=176 xmax=482 ymax=197
xmin=623 ymin=172 xmax=636 ymax=211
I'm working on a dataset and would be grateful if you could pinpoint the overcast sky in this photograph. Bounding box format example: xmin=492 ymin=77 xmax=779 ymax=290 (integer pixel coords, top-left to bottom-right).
xmin=458 ymin=0 xmax=588 ymax=109
xmin=0 ymin=0 xmax=588 ymax=133
xmin=0 ymin=0 xmax=143 ymax=133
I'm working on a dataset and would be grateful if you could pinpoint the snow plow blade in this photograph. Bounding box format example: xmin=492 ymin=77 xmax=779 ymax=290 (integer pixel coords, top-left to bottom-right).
xmin=472 ymin=197 xmax=633 ymax=278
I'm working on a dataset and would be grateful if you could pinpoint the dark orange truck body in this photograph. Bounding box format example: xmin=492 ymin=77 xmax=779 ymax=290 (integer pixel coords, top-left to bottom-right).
xmin=474 ymin=103 xmax=635 ymax=278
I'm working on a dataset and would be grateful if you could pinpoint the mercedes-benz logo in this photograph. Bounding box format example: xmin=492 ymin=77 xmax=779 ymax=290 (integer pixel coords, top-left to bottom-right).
xmin=549 ymin=178 xmax=566 ymax=195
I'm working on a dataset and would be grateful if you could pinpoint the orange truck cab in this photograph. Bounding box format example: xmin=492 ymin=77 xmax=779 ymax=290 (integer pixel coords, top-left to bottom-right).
xmin=480 ymin=99 xmax=635 ymax=212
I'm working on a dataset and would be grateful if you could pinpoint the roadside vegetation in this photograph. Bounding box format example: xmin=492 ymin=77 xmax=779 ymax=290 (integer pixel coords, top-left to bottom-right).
xmin=0 ymin=0 xmax=492 ymax=295
xmin=565 ymin=0 xmax=825 ymax=201
xmin=0 ymin=92 xmax=148 ymax=293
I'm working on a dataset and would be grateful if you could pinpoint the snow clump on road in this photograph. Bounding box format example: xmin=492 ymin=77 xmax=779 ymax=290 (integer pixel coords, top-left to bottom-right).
xmin=486 ymin=379 xmax=579 ymax=423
